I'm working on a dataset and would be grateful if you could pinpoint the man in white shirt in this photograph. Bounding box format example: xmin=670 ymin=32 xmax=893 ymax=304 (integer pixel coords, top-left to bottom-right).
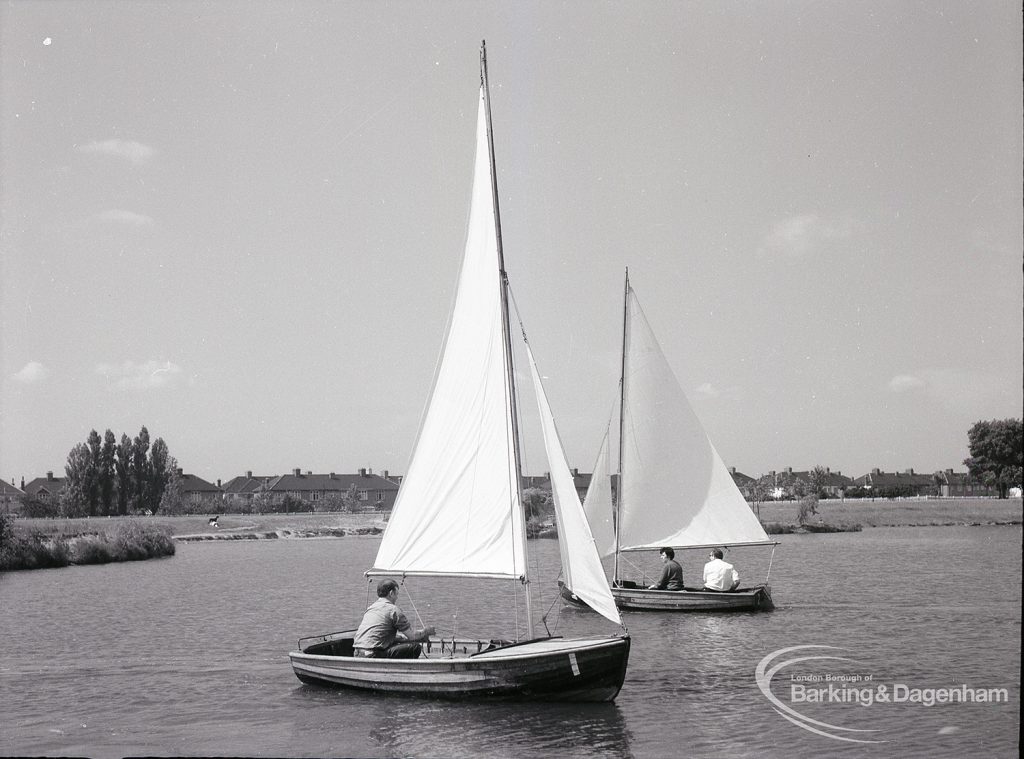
xmin=702 ymin=548 xmax=740 ymax=591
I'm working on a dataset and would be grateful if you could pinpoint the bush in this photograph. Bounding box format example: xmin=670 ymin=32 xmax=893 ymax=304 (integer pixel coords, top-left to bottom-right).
xmin=0 ymin=532 xmax=71 ymax=571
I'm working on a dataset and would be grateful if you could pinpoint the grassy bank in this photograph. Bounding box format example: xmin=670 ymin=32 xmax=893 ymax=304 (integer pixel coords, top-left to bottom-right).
xmin=0 ymin=519 xmax=176 ymax=572
xmin=10 ymin=511 xmax=387 ymax=542
xmin=753 ymin=496 xmax=1022 ymax=530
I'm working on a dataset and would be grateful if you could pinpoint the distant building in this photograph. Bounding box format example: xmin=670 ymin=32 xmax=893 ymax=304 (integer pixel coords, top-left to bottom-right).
xmin=23 ymin=471 xmax=66 ymax=503
xmin=1 ymin=478 xmax=26 ymax=515
xmin=174 ymin=469 xmax=222 ymax=509
xmin=934 ymin=469 xmax=996 ymax=498
xmin=758 ymin=467 xmax=853 ymax=499
xmin=537 ymin=468 xmax=592 ymax=503
xmin=261 ymin=468 xmax=401 ymax=511
xmin=853 ymin=468 xmax=938 ymax=497
xmin=220 ymin=471 xmax=275 ymax=508
xmin=728 ymin=467 xmax=758 ymax=499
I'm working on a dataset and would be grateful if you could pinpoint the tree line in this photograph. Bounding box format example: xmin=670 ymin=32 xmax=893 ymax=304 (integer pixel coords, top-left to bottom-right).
xmin=57 ymin=426 xmax=176 ymax=517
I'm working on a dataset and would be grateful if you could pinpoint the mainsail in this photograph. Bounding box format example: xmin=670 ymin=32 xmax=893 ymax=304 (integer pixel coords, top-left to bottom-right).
xmin=618 ymin=283 xmax=772 ymax=550
xmin=371 ymin=88 xmax=525 ymax=579
xmin=526 ymin=346 xmax=622 ymax=625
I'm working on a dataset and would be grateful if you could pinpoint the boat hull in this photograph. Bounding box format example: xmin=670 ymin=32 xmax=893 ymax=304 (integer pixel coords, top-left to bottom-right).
xmin=560 ymin=581 xmax=773 ymax=612
xmin=289 ymin=632 xmax=630 ymax=701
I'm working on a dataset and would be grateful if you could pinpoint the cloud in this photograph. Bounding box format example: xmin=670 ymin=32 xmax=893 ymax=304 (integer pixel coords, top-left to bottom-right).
xmin=78 ymin=138 xmax=155 ymax=165
xmin=694 ymin=382 xmax=721 ymax=398
xmin=888 ymin=374 xmax=926 ymax=393
xmin=95 ymin=209 xmax=154 ymax=226
xmin=12 ymin=361 xmax=51 ymax=384
xmin=96 ymin=360 xmax=183 ymax=390
xmin=757 ymin=213 xmax=853 ymax=258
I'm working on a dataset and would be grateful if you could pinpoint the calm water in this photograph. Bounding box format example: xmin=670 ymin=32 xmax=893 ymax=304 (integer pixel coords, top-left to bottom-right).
xmin=0 ymin=526 xmax=1019 ymax=758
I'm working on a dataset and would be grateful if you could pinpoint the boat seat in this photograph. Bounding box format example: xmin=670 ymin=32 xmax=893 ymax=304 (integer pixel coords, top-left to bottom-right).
xmin=305 ymin=637 xmax=355 ymax=657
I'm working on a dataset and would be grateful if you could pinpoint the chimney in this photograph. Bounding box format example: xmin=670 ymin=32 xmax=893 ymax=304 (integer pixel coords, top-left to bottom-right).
xmin=383 ymin=470 xmax=389 ymax=479
xmin=293 ymin=468 xmax=301 ymax=477
xmin=728 ymin=466 xmax=736 ymax=474
xmin=246 ymin=470 xmax=252 ymax=478
xmin=872 ymin=468 xmax=881 ymax=475
xmin=946 ymin=468 xmax=953 ymax=475
xmin=904 ymin=468 xmax=914 ymax=475
xmin=177 ymin=468 xmax=183 ymax=476
xmin=825 ymin=467 xmax=831 ymax=474
xmin=21 ymin=477 xmax=25 ymax=488
xmin=47 ymin=471 xmax=54 ymax=480
xmin=217 ymin=479 xmax=221 ymax=487
xmin=785 ymin=467 xmax=793 ymax=474
xmin=359 ymin=468 xmax=367 ymax=477
xmin=329 ymin=472 xmax=336 ymax=479
xmin=306 ymin=470 xmax=312 ymax=476
xmin=572 ymin=468 xmax=579 ymax=477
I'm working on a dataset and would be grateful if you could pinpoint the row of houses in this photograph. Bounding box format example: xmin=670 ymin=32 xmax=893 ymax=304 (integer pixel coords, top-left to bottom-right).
xmin=0 ymin=464 xmax=1003 ymax=516
xmin=0 ymin=467 xmax=403 ymax=515
xmin=727 ymin=467 xmax=1001 ymax=499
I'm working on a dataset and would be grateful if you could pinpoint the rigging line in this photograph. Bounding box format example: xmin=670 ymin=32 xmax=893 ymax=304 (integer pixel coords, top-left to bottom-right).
xmin=506 ymin=283 xmax=553 ymax=618
xmin=397 ymin=577 xmax=432 ymax=639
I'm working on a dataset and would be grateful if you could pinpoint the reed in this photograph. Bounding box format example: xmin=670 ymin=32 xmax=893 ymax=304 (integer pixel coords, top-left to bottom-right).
xmin=0 ymin=519 xmax=175 ymax=572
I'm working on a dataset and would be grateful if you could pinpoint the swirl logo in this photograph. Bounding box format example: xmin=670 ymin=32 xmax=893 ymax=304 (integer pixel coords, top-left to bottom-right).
xmin=755 ymin=645 xmax=885 ymax=744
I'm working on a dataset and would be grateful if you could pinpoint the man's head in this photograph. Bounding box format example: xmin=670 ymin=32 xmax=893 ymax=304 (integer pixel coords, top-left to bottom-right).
xmin=709 ymin=548 xmax=724 ymax=560
xmin=376 ymin=579 xmax=399 ymax=598
xmin=660 ymin=547 xmax=675 ymax=560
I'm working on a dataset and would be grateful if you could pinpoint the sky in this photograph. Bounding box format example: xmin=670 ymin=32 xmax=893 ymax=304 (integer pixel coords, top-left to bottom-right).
xmin=1 ymin=1 xmax=1021 ymax=486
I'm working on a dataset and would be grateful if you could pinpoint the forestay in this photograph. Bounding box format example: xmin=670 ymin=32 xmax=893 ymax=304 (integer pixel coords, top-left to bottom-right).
xmin=526 ymin=346 xmax=622 ymax=625
xmin=619 ymin=286 xmax=772 ymax=550
xmin=370 ymin=89 xmax=526 ymax=579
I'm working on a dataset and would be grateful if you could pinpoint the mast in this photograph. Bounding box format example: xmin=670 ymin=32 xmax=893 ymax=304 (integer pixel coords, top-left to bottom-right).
xmin=614 ymin=267 xmax=629 ymax=584
xmin=481 ymin=40 xmax=533 ymax=635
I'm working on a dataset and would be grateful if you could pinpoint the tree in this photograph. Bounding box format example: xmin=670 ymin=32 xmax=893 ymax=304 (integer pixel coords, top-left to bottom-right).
xmin=964 ymin=419 xmax=1023 ymax=499
xmin=159 ymin=460 xmax=187 ymax=515
xmin=149 ymin=438 xmax=170 ymax=512
xmin=747 ymin=479 xmax=773 ymax=519
xmin=522 ymin=488 xmax=552 ymax=522
xmin=116 ymin=433 xmax=134 ymax=515
xmin=100 ymin=430 xmax=117 ymax=515
xmin=61 ymin=443 xmax=91 ymax=517
xmin=85 ymin=429 xmax=103 ymax=516
xmin=131 ymin=427 xmax=152 ymax=513
xmin=807 ymin=466 xmax=830 ymax=499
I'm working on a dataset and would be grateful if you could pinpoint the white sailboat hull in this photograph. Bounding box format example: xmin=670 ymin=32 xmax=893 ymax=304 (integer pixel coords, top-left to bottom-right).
xmin=290 ymin=630 xmax=630 ymax=701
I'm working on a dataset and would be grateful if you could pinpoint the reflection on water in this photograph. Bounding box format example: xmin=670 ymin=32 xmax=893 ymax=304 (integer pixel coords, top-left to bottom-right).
xmin=0 ymin=525 xmax=1020 ymax=758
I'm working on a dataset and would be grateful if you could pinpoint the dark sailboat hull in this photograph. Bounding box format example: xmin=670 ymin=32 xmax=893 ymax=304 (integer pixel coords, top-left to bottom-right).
xmin=290 ymin=630 xmax=631 ymax=701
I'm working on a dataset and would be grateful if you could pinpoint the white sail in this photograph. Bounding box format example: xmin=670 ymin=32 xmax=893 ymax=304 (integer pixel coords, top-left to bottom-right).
xmin=619 ymin=284 xmax=771 ymax=550
xmin=526 ymin=346 xmax=622 ymax=625
xmin=582 ymin=426 xmax=616 ymax=560
xmin=371 ymin=89 xmax=526 ymax=578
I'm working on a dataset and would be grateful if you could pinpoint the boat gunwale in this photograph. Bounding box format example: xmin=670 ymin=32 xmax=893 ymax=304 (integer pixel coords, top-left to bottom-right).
xmin=290 ymin=634 xmax=630 ymax=665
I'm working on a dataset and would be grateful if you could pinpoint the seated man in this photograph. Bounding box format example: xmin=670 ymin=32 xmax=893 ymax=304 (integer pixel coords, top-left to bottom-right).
xmin=702 ymin=548 xmax=740 ymax=591
xmin=353 ymin=579 xmax=436 ymax=658
xmin=648 ymin=546 xmax=684 ymax=590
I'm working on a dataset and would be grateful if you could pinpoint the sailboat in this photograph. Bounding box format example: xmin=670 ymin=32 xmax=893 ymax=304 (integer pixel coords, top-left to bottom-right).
xmin=561 ymin=270 xmax=777 ymax=612
xmin=289 ymin=42 xmax=630 ymax=700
